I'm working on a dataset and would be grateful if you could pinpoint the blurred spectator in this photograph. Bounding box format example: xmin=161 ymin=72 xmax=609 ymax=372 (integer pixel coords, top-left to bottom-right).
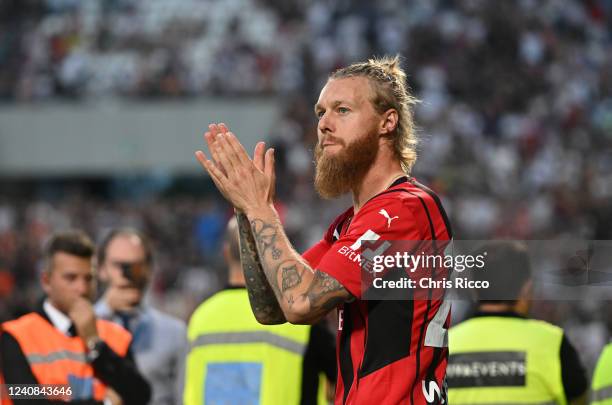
xmin=94 ymin=228 xmax=187 ymax=405
xmin=0 ymin=230 xmax=151 ymax=405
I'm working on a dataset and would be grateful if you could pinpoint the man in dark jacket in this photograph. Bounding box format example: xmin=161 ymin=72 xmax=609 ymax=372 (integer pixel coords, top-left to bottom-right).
xmin=0 ymin=230 xmax=151 ymax=405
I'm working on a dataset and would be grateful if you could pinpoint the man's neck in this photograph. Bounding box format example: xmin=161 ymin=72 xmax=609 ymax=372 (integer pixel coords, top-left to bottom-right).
xmin=352 ymin=158 xmax=405 ymax=213
xmin=478 ymin=302 xmax=528 ymax=317
xmin=228 ymin=266 xmax=245 ymax=286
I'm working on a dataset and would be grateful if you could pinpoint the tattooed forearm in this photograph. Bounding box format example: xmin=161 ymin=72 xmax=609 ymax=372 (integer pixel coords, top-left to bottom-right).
xmin=249 ymin=218 xmax=285 ymax=300
xmin=250 ymin=219 xmax=282 ymax=260
xmin=304 ymin=270 xmax=347 ymax=312
xmin=236 ymin=212 xmax=285 ymax=324
xmin=247 ymin=211 xmax=352 ymax=323
xmin=280 ymin=262 xmax=303 ymax=292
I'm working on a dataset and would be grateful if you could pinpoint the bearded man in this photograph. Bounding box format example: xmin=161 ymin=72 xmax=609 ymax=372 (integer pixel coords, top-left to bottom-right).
xmin=195 ymin=56 xmax=452 ymax=405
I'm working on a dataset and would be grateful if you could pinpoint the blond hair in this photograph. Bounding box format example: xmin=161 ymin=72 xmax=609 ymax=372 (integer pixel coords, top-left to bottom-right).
xmin=330 ymin=55 xmax=419 ymax=173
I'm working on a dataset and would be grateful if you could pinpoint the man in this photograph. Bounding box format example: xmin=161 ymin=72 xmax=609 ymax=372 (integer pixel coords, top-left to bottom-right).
xmin=0 ymin=230 xmax=151 ymax=405
xmin=195 ymin=56 xmax=452 ymax=404
xmin=184 ymin=218 xmax=336 ymax=405
xmin=94 ymin=228 xmax=187 ymax=405
xmin=592 ymin=341 xmax=612 ymax=405
xmin=447 ymin=241 xmax=588 ymax=405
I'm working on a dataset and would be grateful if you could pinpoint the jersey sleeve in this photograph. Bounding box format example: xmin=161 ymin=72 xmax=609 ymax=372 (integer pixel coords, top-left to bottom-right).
xmin=301 ymin=207 xmax=353 ymax=268
xmin=315 ymin=197 xmax=421 ymax=299
xmin=302 ymin=239 xmax=332 ymax=268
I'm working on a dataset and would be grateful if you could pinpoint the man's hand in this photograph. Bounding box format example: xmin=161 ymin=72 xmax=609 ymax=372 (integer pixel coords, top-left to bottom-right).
xmin=104 ymin=285 xmax=142 ymax=313
xmin=105 ymin=387 xmax=123 ymax=405
xmin=102 ymin=261 xmax=145 ymax=313
xmin=195 ymin=123 xmax=275 ymax=213
xmin=68 ymin=297 xmax=98 ymax=343
xmin=194 ymin=123 xmax=350 ymax=324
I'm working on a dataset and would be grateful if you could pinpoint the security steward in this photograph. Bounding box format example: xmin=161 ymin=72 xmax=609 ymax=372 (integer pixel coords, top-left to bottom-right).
xmin=184 ymin=218 xmax=335 ymax=405
xmin=448 ymin=241 xmax=588 ymax=405
xmin=0 ymin=230 xmax=151 ymax=405
xmin=592 ymin=342 xmax=612 ymax=405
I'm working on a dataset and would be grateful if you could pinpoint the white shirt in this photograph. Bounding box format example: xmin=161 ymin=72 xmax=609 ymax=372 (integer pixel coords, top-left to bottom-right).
xmin=43 ymin=299 xmax=72 ymax=336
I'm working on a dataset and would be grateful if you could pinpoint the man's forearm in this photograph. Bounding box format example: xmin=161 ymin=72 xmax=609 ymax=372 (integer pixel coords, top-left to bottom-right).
xmin=244 ymin=205 xmax=349 ymax=324
xmin=236 ymin=211 xmax=286 ymax=324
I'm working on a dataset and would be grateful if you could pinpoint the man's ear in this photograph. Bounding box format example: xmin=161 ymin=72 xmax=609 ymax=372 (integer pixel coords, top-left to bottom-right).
xmin=41 ymin=269 xmax=51 ymax=295
xmin=515 ymin=279 xmax=533 ymax=316
xmin=380 ymin=108 xmax=399 ymax=135
xmin=518 ymin=279 xmax=533 ymax=300
xmin=97 ymin=260 xmax=109 ymax=283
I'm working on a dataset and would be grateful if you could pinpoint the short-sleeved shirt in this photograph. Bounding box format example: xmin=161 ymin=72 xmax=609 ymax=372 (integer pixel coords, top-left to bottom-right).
xmin=303 ymin=176 xmax=452 ymax=405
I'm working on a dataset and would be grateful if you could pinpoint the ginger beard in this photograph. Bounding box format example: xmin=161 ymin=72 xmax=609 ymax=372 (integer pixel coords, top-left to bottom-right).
xmin=314 ymin=131 xmax=380 ymax=199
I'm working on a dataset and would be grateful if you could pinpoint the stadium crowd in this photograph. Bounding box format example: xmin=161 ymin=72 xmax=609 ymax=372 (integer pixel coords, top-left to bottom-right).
xmin=1 ymin=0 xmax=612 ymax=371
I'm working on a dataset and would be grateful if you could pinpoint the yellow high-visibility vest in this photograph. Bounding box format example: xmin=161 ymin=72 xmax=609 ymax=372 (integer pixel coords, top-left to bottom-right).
xmin=184 ymin=288 xmax=326 ymax=405
xmin=592 ymin=342 xmax=612 ymax=405
xmin=448 ymin=315 xmax=565 ymax=405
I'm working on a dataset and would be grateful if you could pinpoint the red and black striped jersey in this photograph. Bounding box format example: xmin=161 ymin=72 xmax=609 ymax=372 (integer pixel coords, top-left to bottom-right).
xmin=303 ymin=177 xmax=452 ymax=405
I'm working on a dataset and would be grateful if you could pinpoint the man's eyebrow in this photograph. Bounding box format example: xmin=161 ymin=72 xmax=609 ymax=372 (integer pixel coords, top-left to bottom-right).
xmin=314 ymin=100 xmax=345 ymax=113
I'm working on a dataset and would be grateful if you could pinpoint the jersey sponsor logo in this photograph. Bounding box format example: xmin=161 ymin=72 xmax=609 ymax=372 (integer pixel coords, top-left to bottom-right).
xmin=349 ymin=229 xmax=381 ymax=250
xmin=337 ymin=229 xmax=382 ymax=263
xmin=338 ymin=230 xmax=395 ymax=276
xmin=378 ymin=209 xmax=399 ymax=228
xmin=338 ymin=245 xmax=363 ymax=264
xmin=422 ymin=379 xmax=446 ymax=404
xmin=447 ymin=351 xmax=526 ymax=388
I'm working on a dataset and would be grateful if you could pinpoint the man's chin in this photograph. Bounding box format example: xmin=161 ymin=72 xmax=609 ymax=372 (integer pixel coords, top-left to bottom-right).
xmin=313 ymin=132 xmax=378 ymax=199
xmin=314 ymin=174 xmax=352 ymax=199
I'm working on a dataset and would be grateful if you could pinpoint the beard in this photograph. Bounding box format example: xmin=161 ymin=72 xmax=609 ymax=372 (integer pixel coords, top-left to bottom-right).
xmin=314 ymin=131 xmax=379 ymax=199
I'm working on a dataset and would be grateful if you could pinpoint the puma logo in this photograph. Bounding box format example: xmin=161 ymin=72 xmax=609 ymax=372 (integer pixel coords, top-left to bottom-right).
xmin=379 ymin=209 xmax=399 ymax=228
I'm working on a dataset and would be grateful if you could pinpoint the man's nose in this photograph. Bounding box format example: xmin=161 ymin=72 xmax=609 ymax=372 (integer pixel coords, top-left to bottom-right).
xmin=318 ymin=111 xmax=333 ymax=134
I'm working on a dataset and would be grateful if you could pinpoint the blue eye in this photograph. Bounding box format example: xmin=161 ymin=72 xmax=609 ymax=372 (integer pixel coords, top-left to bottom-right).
xmin=338 ymin=107 xmax=349 ymax=114
xmin=316 ymin=111 xmax=325 ymax=119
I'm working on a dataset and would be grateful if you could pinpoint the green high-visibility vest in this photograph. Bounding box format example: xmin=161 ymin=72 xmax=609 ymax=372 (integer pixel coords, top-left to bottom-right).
xmin=184 ymin=288 xmax=324 ymax=405
xmin=592 ymin=342 xmax=612 ymax=405
xmin=448 ymin=315 xmax=565 ymax=405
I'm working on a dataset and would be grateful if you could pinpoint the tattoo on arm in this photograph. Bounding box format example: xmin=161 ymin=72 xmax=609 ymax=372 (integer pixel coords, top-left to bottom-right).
xmin=250 ymin=217 xmax=351 ymax=321
xmin=250 ymin=219 xmax=282 ymax=260
xmin=280 ymin=263 xmax=303 ymax=292
xmin=304 ymin=270 xmax=348 ymax=312
xmin=236 ymin=213 xmax=285 ymax=324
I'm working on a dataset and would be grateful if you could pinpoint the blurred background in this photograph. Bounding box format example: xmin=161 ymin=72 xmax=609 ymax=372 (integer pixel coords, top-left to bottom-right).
xmin=0 ymin=0 xmax=611 ymax=371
